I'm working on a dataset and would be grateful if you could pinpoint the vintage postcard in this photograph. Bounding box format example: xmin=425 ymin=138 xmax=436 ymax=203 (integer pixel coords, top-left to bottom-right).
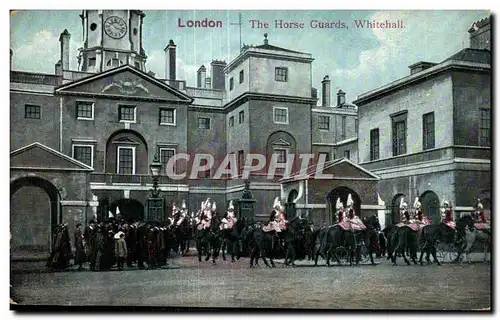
xmin=9 ymin=9 xmax=491 ymax=311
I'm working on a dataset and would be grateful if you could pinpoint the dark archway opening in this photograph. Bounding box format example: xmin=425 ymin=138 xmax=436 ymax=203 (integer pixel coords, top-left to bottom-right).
xmin=327 ymin=186 xmax=361 ymax=223
xmin=419 ymin=190 xmax=440 ymax=223
xmin=10 ymin=176 xmax=60 ymax=253
xmin=391 ymin=194 xmax=406 ymax=224
xmin=111 ymin=198 xmax=145 ymax=222
xmin=286 ymin=189 xmax=299 ymax=218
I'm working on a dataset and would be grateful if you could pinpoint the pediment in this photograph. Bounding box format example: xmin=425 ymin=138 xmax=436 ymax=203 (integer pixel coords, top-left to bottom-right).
xmin=112 ymin=136 xmax=140 ymax=144
xmin=55 ymin=65 xmax=193 ymax=103
xmin=10 ymin=142 xmax=93 ymax=171
xmin=281 ymin=158 xmax=380 ymax=182
xmin=271 ymin=138 xmax=291 ymax=146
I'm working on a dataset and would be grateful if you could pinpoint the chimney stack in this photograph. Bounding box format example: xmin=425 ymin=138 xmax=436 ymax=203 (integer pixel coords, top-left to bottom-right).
xmin=263 ymin=33 xmax=269 ymax=45
xmin=10 ymin=49 xmax=13 ymax=70
xmin=321 ymin=75 xmax=331 ymax=107
xmin=59 ymin=29 xmax=71 ymax=71
xmin=337 ymin=89 xmax=346 ymax=107
xmin=55 ymin=60 xmax=63 ymax=76
xmin=164 ymin=39 xmax=177 ymax=80
xmin=210 ymin=60 xmax=227 ymax=91
xmin=205 ymin=77 xmax=212 ymax=89
xmin=197 ymin=65 xmax=207 ymax=88
xmin=469 ymin=16 xmax=491 ymax=51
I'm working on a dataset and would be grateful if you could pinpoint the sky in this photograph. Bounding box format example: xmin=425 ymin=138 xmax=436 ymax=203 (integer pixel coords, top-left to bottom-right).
xmin=10 ymin=9 xmax=489 ymax=103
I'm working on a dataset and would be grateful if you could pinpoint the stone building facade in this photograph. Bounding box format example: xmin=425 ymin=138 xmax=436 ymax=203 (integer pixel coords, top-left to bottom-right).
xmin=353 ymin=17 xmax=491 ymax=227
xmin=10 ymin=10 xmax=362 ymax=257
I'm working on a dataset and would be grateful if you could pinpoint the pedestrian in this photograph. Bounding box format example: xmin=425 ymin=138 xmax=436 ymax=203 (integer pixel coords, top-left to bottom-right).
xmin=74 ymin=223 xmax=86 ymax=271
xmin=114 ymin=231 xmax=127 ymax=270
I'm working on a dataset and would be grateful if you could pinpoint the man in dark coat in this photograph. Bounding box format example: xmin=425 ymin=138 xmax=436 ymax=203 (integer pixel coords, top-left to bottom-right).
xmin=74 ymin=223 xmax=86 ymax=270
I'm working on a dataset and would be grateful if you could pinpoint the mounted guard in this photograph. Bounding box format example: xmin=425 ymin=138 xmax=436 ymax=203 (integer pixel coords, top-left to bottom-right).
xmin=413 ymin=197 xmax=430 ymax=227
xmin=344 ymin=194 xmax=366 ymax=231
xmin=200 ymin=198 xmax=214 ymax=230
xmin=221 ymin=200 xmax=237 ymax=230
xmin=441 ymin=200 xmax=456 ymax=229
xmin=263 ymin=197 xmax=283 ymax=232
xmin=335 ymin=198 xmax=345 ymax=224
xmin=474 ymin=199 xmax=490 ymax=230
xmin=176 ymin=200 xmax=188 ymax=226
xmin=399 ymin=198 xmax=411 ymax=224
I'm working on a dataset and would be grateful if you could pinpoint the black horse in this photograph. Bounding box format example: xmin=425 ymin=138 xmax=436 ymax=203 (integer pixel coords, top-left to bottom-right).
xmin=173 ymin=215 xmax=193 ymax=256
xmin=315 ymin=224 xmax=358 ymax=266
xmin=221 ymin=217 xmax=247 ymax=262
xmin=356 ymin=215 xmax=381 ymax=265
xmin=390 ymin=223 xmax=418 ymax=266
xmin=245 ymin=224 xmax=279 ymax=268
xmin=418 ymin=215 xmax=471 ymax=265
xmin=281 ymin=217 xmax=312 ymax=267
xmin=195 ymin=215 xmax=223 ymax=264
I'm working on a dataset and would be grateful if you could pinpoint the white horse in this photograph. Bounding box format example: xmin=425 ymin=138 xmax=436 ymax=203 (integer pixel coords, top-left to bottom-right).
xmin=462 ymin=226 xmax=491 ymax=263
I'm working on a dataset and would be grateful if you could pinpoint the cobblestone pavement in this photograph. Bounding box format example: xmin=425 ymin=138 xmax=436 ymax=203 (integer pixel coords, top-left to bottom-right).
xmin=10 ymin=254 xmax=491 ymax=310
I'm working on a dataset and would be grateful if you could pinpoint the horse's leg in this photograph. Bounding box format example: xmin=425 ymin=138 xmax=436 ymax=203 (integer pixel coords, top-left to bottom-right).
xmin=431 ymin=245 xmax=441 ymax=266
xmin=262 ymin=254 xmax=270 ymax=268
xmin=419 ymin=247 xmax=425 ymax=266
xmin=221 ymin=240 xmax=227 ymax=261
xmin=197 ymin=240 xmax=202 ymax=262
xmin=483 ymin=241 xmax=489 ymax=263
xmin=401 ymin=248 xmax=410 ymax=266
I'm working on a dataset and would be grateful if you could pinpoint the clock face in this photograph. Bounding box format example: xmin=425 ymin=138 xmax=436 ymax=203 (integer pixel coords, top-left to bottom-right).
xmin=104 ymin=16 xmax=127 ymax=39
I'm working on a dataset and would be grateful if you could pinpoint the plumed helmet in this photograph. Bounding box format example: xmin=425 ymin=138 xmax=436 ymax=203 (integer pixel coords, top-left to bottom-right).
xmin=413 ymin=197 xmax=419 ymax=209
xmin=477 ymin=199 xmax=483 ymax=210
xmin=181 ymin=200 xmax=187 ymax=210
xmin=273 ymin=197 xmax=280 ymax=209
xmin=201 ymin=201 xmax=205 ymax=211
xmin=442 ymin=200 xmax=450 ymax=208
xmin=212 ymin=201 xmax=217 ymax=212
xmin=335 ymin=198 xmax=343 ymax=210
xmin=279 ymin=204 xmax=285 ymax=213
xmin=228 ymin=200 xmax=235 ymax=211
xmin=205 ymin=198 xmax=211 ymax=210
xmin=399 ymin=197 xmax=405 ymax=209
xmin=346 ymin=194 xmax=354 ymax=207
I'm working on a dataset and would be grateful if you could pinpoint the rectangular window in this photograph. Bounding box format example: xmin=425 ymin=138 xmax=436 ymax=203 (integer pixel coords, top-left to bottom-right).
xmin=117 ymin=146 xmax=135 ymax=174
xmin=198 ymin=158 xmax=211 ymax=178
xmin=229 ymin=77 xmax=234 ymax=91
xmin=88 ymin=58 xmax=96 ymax=67
xmin=160 ymin=148 xmax=175 ymax=175
xmin=275 ymin=148 xmax=287 ymax=163
xmin=275 ymin=67 xmax=288 ymax=82
xmin=76 ymin=101 xmax=94 ymax=120
xmin=239 ymin=70 xmax=244 ymax=84
xmin=479 ymin=109 xmax=491 ymax=147
xmin=341 ymin=116 xmax=346 ymax=138
xmin=159 ymin=108 xmax=175 ymax=125
xmin=135 ymin=62 xmax=140 ymax=69
xmin=392 ymin=114 xmax=407 ymax=156
xmin=273 ymin=107 xmax=289 ymax=124
xmin=72 ymin=145 xmax=93 ymax=168
xmin=370 ymin=128 xmax=380 ymax=161
xmin=423 ymin=112 xmax=435 ymax=150
xmin=318 ymin=116 xmax=330 ymax=130
xmin=24 ymin=104 xmax=40 ymax=119
xmin=198 ymin=117 xmax=211 ymax=129
xmin=318 ymin=152 xmax=330 ymax=162
xmin=229 ymin=116 xmax=234 ymax=127
xmin=119 ymin=105 xmax=136 ymax=122
xmin=239 ymin=110 xmax=244 ymax=124
xmin=344 ymin=150 xmax=350 ymax=160
xmin=355 ymin=119 xmax=359 ymax=133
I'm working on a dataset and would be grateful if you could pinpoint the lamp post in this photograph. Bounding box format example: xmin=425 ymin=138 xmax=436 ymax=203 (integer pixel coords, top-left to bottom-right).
xmin=147 ymin=153 xmax=164 ymax=222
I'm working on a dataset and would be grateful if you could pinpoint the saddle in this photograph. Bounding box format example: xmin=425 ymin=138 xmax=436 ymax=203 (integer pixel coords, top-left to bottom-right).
xmin=444 ymin=221 xmax=456 ymax=229
xmin=395 ymin=222 xmax=419 ymax=231
xmin=474 ymin=222 xmax=490 ymax=230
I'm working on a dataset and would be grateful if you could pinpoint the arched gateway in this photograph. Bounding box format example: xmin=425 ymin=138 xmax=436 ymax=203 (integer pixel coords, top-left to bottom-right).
xmin=10 ymin=176 xmax=61 ymax=254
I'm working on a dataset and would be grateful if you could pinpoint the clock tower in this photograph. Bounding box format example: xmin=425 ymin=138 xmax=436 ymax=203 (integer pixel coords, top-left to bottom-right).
xmin=78 ymin=10 xmax=147 ymax=73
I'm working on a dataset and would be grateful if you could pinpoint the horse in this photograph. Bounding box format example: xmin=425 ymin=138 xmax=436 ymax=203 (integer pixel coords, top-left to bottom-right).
xmin=456 ymin=215 xmax=491 ymax=263
xmin=195 ymin=215 xmax=223 ymax=264
xmin=390 ymin=223 xmax=418 ymax=266
xmin=315 ymin=224 xmax=358 ymax=267
xmin=281 ymin=216 xmax=312 ymax=267
xmin=220 ymin=217 xmax=247 ymax=262
xmin=173 ymin=214 xmax=193 ymax=256
xmin=245 ymin=222 xmax=280 ymax=268
xmin=356 ymin=215 xmax=381 ymax=265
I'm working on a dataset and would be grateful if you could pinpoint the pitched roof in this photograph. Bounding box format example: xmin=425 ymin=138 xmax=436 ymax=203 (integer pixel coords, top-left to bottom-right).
xmin=280 ymin=157 xmax=380 ymax=183
xmin=443 ymin=48 xmax=491 ymax=64
xmin=253 ymin=43 xmax=306 ymax=54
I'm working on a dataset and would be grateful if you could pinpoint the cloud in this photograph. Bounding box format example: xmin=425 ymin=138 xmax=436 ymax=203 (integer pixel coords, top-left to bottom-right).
xmin=146 ymin=49 xmax=201 ymax=86
xmin=331 ymin=10 xmax=475 ymax=102
xmin=12 ymin=29 xmax=80 ymax=73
